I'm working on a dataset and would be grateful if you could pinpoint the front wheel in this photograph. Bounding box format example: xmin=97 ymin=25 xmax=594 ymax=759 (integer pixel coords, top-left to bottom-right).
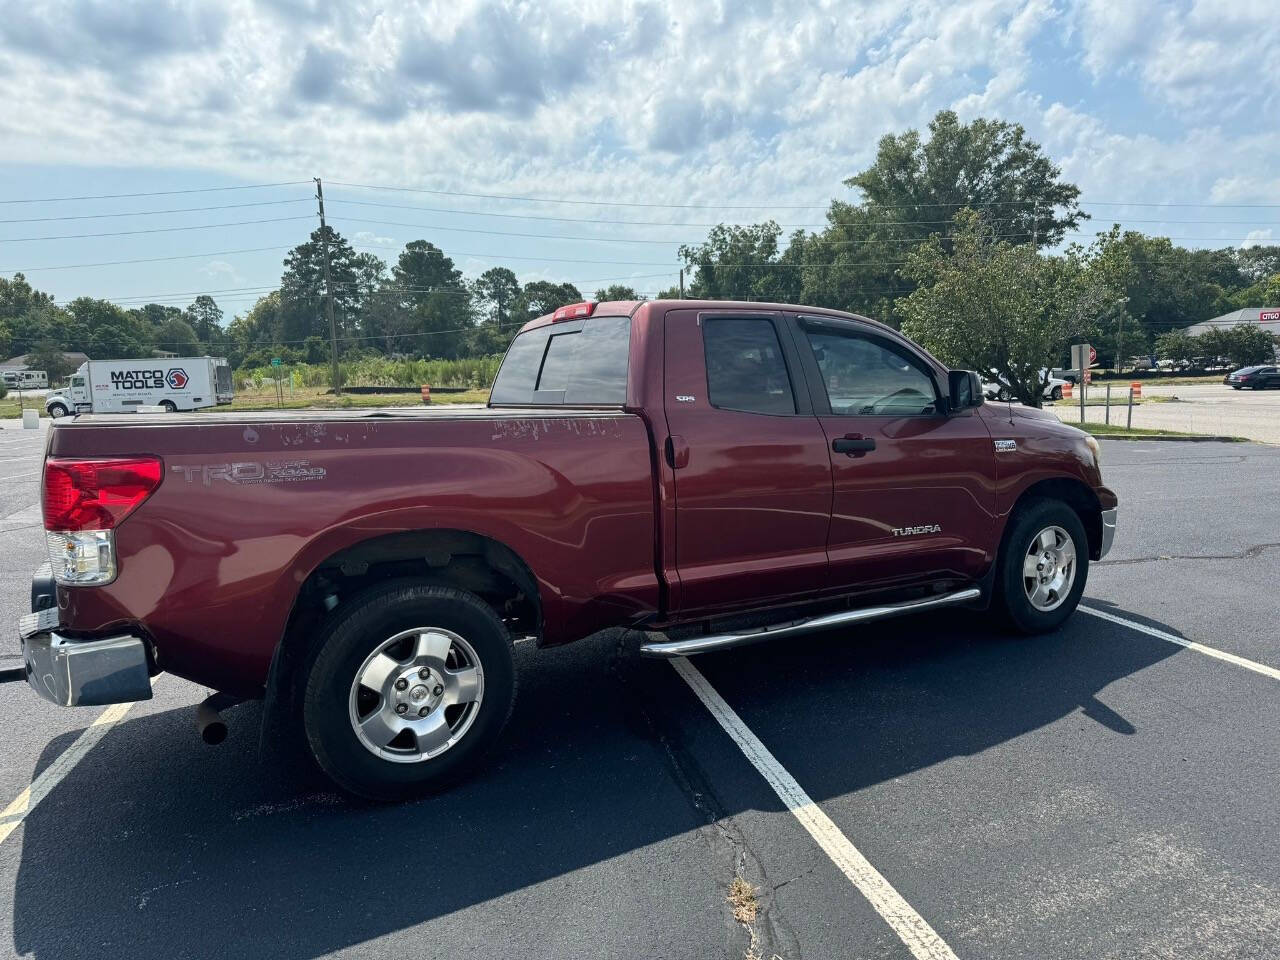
xmin=160 ymin=400 xmax=177 ymax=412
xmin=1050 ymin=385 xmax=1063 ymax=400
xmin=301 ymin=582 xmax=516 ymax=800
xmin=47 ymin=403 xmax=68 ymax=418
xmin=996 ymin=498 xmax=1089 ymax=634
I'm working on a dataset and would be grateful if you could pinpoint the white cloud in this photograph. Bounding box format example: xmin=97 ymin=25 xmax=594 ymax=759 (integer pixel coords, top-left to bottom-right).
xmin=1241 ymin=229 xmax=1274 ymax=248
xmin=353 ymin=230 xmax=397 ymax=247
xmin=0 ymin=0 xmax=1277 ymax=258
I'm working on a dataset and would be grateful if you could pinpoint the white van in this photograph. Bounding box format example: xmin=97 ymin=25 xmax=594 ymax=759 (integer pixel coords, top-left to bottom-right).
xmin=2 ymin=369 xmax=49 ymax=390
xmin=44 ymin=357 xmax=233 ymax=417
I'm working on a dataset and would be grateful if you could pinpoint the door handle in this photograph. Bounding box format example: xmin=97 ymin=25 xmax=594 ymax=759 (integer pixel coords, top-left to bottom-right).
xmin=665 ymin=435 xmax=690 ymax=470
xmin=832 ymin=435 xmax=876 ymax=455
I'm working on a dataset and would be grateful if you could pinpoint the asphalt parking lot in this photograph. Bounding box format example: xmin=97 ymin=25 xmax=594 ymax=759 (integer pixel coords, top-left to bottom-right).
xmin=2 ymin=423 xmax=1279 ymax=960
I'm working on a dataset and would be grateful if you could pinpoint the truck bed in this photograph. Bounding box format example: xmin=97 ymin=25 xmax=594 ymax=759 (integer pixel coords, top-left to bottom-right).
xmin=48 ymin=406 xmax=661 ymax=695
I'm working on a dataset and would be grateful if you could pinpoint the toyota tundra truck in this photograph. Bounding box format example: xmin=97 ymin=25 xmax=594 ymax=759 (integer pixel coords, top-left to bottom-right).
xmin=15 ymin=299 xmax=1117 ymax=799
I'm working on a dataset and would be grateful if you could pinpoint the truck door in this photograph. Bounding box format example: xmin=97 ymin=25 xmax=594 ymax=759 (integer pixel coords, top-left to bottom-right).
xmin=663 ymin=309 xmax=833 ymax=615
xmin=786 ymin=314 xmax=996 ymax=591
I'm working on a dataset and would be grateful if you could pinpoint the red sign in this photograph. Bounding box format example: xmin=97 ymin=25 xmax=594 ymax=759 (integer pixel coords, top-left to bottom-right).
xmin=1083 ymin=370 xmax=1092 ymax=384
xmin=1260 ymin=310 xmax=1280 ymax=322
xmin=1088 ymin=345 xmax=1097 ymax=365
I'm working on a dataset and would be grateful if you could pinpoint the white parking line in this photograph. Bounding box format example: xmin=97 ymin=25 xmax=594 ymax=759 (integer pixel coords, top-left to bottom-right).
xmin=1081 ymin=606 xmax=1280 ymax=682
xmin=671 ymin=656 xmax=959 ymax=960
xmin=0 ymin=471 xmax=40 ymax=482
xmin=0 ymin=700 xmax=142 ymax=846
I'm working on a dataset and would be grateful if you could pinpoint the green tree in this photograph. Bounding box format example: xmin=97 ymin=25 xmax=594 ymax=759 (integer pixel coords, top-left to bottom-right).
xmin=67 ymin=297 xmax=153 ymax=359
xmin=593 ymin=284 xmax=643 ymax=301
xmin=472 ymin=267 xmax=521 ymax=328
xmin=131 ymin=304 xmax=184 ymax=329
xmin=382 ymin=241 xmax=472 ymax=358
xmin=1217 ymin=324 xmax=1278 ymax=367
xmin=898 ymin=210 xmax=1119 ymax=408
xmin=279 ymin=227 xmax=377 ymax=345
xmin=27 ymin=339 xmax=76 ymax=381
xmin=513 ymin=281 xmax=584 ymax=323
xmin=155 ymin=317 xmax=202 ymax=356
xmin=679 ymin=222 xmax=804 ymax=303
xmin=185 ymin=295 xmax=224 ymax=343
xmin=846 ymin=109 xmax=1085 ymax=249
xmin=1154 ymin=330 xmax=1197 ymax=367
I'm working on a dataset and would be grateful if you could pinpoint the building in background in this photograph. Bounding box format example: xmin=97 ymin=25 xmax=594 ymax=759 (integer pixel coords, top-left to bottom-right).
xmin=1183 ymin=307 xmax=1280 ymax=337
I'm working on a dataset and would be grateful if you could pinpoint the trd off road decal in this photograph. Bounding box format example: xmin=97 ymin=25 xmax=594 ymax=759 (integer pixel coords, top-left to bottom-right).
xmin=170 ymin=460 xmax=327 ymax=486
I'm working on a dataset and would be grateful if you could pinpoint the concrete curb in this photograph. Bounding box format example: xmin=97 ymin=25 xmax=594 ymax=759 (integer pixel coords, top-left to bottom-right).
xmin=1095 ymin=434 xmax=1245 ymax=443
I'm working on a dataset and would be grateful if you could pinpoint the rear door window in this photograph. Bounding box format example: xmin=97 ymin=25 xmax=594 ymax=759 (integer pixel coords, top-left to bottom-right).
xmin=490 ymin=315 xmax=630 ymax=406
xmin=702 ymin=317 xmax=797 ymax=415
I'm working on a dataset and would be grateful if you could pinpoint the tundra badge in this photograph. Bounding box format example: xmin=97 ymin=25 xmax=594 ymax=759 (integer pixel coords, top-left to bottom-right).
xmin=892 ymin=524 xmax=941 ymax=537
xmin=994 ymin=439 xmax=1017 ymax=452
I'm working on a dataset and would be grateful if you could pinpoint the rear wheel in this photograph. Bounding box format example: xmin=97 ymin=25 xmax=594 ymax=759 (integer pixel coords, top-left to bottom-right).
xmin=301 ymin=582 xmax=516 ymax=800
xmin=996 ymin=498 xmax=1089 ymax=634
xmin=47 ymin=403 xmax=68 ymax=418
xmin=1050 ymin=385 xmax=1063 ymax=400
xmin=160 ymin=400 xmax=177 ymax=412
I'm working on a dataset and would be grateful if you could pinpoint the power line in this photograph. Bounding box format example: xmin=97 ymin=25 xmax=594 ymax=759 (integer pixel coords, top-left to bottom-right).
xmin=333 ymin=215 xmax=1278 ymax=248
xmin=0 ymin=198 xmax=312 ymax=224
xmin=0 ymin=216 xmax=314 ymax=243
xmin=327 ymin=196 xmax=1280 ymax=229
xmin=326 ymin=179 xmax=1280 ymax=211
xmin=0 ymin=181 xmax=312 ymax=205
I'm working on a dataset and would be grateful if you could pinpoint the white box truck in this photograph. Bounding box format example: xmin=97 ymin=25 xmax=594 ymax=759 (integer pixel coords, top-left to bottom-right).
xmin=44 ymin=357 xmax=233 ymax=418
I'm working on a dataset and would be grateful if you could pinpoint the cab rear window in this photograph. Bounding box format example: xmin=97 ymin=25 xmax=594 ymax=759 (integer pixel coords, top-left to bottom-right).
xmin=490 ymin=315 xmax=630 ymax=405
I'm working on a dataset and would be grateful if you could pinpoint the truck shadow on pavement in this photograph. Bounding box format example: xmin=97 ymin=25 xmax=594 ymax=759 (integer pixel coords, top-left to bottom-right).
xmin=11 ymin=608 xmax=1180 ymax=960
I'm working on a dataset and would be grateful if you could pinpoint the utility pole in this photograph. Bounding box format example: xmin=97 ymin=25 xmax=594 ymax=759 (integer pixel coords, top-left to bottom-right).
xmin=314 ymin=177 xmax=341 ymax=394
xmin=679 ymin=268 xmax=685 ymax=299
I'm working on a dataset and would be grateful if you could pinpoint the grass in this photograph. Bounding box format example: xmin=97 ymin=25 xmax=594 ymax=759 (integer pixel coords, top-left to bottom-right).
xmin=0 ymin=397 xmax=43 ymax=419
xmin=1075 ymin=422 xmax=1246 ymax=441
xmin=1094 ymin=373 xmax=1224 ymax=386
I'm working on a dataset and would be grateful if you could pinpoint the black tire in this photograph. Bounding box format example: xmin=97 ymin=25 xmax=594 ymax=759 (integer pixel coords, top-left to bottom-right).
xmin=995 ymin=497 xmax=1089 ymax=634
xmin=160 ymin=400 xmax=177 ymax=412
xmin=1232 ymin=385 xmax=1242 ymax=390
xmin=301 ymin=582 xmax=516 ymax=800
xmin=47 ymin=403 xmax=68 ymax=418
xmin=1050 ymin=385 xmax=1063 ymax=401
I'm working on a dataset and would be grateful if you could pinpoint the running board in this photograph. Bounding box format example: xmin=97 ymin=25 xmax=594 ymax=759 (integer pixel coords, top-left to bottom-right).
xmin=639 ymin=587 xmax=983 ymax=659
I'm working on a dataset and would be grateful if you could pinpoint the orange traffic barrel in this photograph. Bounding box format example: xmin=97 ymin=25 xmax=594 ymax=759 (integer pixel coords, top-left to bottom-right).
xmin=1130 ymin=381 xmax=1142 ymax=398
xmin=421 ymin=384 xmax=432 ymax=405
xmin=1062 ymin=382 xmax=1073 ymax=399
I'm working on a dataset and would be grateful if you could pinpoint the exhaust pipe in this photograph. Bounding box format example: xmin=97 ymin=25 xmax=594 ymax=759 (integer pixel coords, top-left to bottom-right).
xmin=195 ymin=691 xmax=242 ymax=745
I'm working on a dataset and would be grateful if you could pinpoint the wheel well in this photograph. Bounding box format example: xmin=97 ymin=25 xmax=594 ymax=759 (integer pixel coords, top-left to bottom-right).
xmin=262 ymin=530 xmax=540 ymax=724
xmin=1008 ymin=478 xmax=1103 ymax=560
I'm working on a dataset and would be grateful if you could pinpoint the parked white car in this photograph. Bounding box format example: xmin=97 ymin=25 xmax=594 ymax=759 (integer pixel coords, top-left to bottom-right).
xmin=982 ymin=370 xmax=1069 ymax=402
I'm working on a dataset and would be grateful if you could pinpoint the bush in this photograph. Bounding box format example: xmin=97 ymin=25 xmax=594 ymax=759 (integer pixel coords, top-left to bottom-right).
xmin=235 ymin=355 xmax=503 ymax=390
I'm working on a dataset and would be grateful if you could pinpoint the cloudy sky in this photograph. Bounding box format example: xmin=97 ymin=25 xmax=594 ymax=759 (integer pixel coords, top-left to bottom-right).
xmin=1 ymin=0 xmax=1278 ymax=316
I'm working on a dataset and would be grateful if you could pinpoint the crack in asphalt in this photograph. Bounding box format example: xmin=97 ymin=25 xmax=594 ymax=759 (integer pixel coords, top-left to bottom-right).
xmin=1098 ymin=542 xmax=1280 ymax=566
xmin=612 ymin=631 xmax=801 ymax=960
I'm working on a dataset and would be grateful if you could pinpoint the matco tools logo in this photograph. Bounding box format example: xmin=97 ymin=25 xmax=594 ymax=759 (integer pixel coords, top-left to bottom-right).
xmin=166 ymin=368 xmax=189 ymax=389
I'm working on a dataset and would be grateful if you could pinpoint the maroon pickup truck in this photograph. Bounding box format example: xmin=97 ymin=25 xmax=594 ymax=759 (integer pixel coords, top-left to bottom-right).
xmin=17 ymin=299 xmax=1116 ymax=798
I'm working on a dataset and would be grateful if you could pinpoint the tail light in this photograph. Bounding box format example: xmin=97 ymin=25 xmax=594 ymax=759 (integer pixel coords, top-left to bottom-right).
xmin=553 ymin=301 xmax=596 ymax=321
xmin=42 ymin=457 xmax=162 ymax=585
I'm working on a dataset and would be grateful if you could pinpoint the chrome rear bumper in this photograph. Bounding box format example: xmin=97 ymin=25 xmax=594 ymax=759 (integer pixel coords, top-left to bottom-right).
xmin=18 ymin=607 xmax=152 ymax=707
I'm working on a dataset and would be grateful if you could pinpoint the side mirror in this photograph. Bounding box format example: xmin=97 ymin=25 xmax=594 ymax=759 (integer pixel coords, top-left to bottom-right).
xmin=947 ymin=370 xmax=984 ymax=411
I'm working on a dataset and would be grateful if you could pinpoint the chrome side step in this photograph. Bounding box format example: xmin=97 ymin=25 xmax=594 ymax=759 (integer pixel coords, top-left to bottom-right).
xmin=639 ymin=587 xmax=983 ymax=658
